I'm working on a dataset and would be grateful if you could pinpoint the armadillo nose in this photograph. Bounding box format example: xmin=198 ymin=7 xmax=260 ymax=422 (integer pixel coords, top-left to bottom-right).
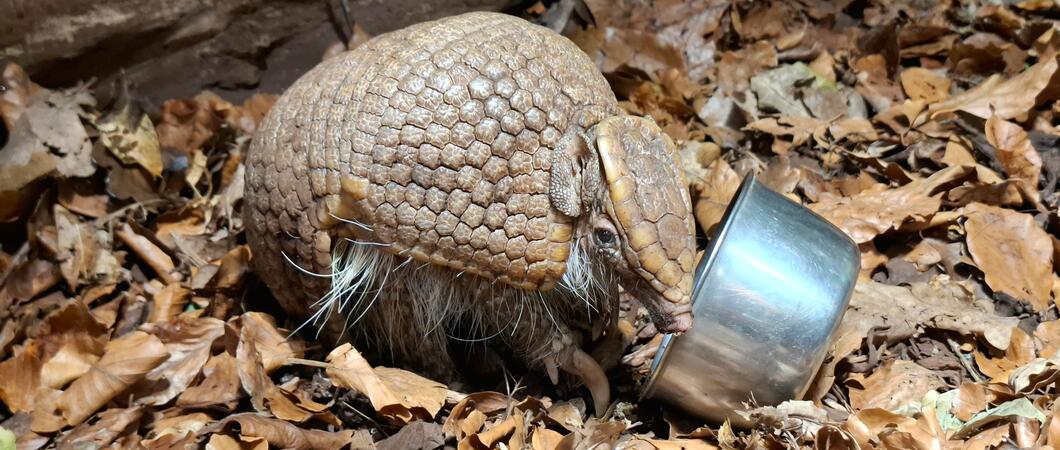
xmin=656 ymin=301 xmax=693 ymax=333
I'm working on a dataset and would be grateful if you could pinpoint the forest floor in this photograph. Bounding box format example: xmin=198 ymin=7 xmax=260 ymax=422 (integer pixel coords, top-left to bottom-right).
xmin=2 ymin=0 xmax=1060 ymax=449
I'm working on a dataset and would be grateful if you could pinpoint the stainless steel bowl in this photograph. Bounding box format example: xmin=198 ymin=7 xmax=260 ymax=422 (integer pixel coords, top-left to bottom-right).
xmin=640 ymin=173 xmax=859 ymax=424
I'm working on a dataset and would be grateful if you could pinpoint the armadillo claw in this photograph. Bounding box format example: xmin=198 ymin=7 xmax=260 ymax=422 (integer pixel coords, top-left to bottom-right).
xmin=561 ymin=348 xmax=610 ymax=417
xmin=545 ymin=357 xmax=561 ymax=385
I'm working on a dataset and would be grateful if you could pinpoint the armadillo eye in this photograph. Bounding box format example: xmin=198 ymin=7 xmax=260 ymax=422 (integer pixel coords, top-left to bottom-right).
xmin=594 ymin=229 xmax=615 ymax=245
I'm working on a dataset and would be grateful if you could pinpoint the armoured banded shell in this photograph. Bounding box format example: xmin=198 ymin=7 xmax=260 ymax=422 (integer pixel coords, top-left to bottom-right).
xmin=244 ymin=12 xmax=621 ymax=315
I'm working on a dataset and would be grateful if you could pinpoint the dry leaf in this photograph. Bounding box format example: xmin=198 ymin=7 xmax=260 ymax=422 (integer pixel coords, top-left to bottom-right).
xmin=928 ymin=52 xmax=1059 ymax=120
xmin=95 ymin=105 xmax=164 ymax=177
xmin=900 ymin=67 xmax=951 ymax=103
xmin=237 ymin=319 xmax=274 ymax=412
xmin=147 ymin=283 xmax=190 ymax=323
xmin=984 ymin=115 xmax=1043 ymax=197
xmin=56 ymin=331 xmax=169 ymax=426
xmin=219 ymin=414 xmax=352 ymax=450
xmin=693 ymin=159 xmax=741 ymax=233
xmin=135 ymin=316 xmax=225 ymax=405
xmin=237 ymin=312 xmax=304 ymax=373
xmin=964 ymin=203 xmax=1053 ymax=311
xmin=0 ymin=341 xmax=43 ymax=413
xmin=848 ymin=360 xmax=945 ymax=412
xmin=0 ymin=85 xmax=95 ymax=192
xmin=326 ymin=343 xmax=447 ymax=424
xmin=115 ymin=223 xmax=176 ymax=284
xmin=810 ymin=165 xmax=970 ymax=243
xmin=178 ymin=352 xmax=242 ymax=408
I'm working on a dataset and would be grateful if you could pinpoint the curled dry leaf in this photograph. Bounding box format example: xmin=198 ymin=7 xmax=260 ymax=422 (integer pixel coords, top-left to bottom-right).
xmin=810 ymin=165 xmax=970 ymax=243
xmin=36 ymin=298 xmax=109 ymax=388
xmin=928 ymin=52 xmax=1059 ymax=120
xmin=984 ymin=115 xmax=1043 ymax=198
xmin=115 ymin=223 xmax=176 ymax=284
xmin=237 ymin=318 xmax=274 ymax=412
xmin=264 ymin=383 xmax=339 ymax=425
xmin=211 ymin=245 xmax=252 ymax=289
xmin=56 ymin=330 xmax=169 ymax=426
xmin=55 ymin=406 xmax=144 ymax=449
xmin=692 ymin=159 xmax=741 ymax=233
xmin=146 ymin=283 xmax=189 ymax=323
xmin=135 ymin=316 xmax=225 ymax=406
xmin=963 ymin=203 xmax=1053 ymax=311
xmin=177 ymin=352 xmax=242 ymax=409
xmin=325 ymin=343 xmax=447 ymax=425
xmin=443 ymin=391 xmax=510 ymax=440
xmin=236 ymin=312 xmax=304 ymax=373
xmin=217 ymin=414 xmax=352 ymax=450
xmin=95 ymin=105 xmax=164 ymax=178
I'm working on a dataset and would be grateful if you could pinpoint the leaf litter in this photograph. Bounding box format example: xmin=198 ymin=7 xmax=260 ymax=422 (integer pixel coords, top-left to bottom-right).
xmin=3 ymin=0 xmax=1060 ymax=448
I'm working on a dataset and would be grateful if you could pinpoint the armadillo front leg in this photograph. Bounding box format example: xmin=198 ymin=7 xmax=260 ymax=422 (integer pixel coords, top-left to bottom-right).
xmin=474 ymin=286 xmax=611 ymax=416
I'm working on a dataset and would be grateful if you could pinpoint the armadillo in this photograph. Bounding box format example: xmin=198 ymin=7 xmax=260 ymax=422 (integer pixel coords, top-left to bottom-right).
xmin=244 ymin=11 xmax=695 ymax=414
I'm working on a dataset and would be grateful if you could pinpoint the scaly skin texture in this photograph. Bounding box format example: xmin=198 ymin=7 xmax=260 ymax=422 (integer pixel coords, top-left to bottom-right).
xmin=244 ymin=12 xmax=695 ymax=413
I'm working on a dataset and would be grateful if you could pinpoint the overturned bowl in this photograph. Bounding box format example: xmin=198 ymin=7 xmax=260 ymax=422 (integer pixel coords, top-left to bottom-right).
xmin=640 ymin=173 xmax=859 ymax=425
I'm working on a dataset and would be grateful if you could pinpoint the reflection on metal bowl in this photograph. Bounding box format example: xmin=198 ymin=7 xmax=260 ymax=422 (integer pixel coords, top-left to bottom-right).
xmin=640 ymin=174 xmax=859 ymax=425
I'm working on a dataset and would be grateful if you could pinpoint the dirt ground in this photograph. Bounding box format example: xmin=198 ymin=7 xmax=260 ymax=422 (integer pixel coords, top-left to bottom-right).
xmin=2 ymin=0 xmax=1060 ymax=449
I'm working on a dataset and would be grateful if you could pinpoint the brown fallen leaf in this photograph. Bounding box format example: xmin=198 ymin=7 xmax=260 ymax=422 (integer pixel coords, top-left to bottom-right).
xmin=264 ymin=382 xmax=340 ymax=426
xmin=35 ymin=298 xmax=109 ymax=388
xmin=847 ymin=360 xmax=945 ymax=412
xmin=205 ymin=433 xmax=269 ymax=450
xmin=325 ymin=343 xmax=447 ymax=425
xmin=809 ymin=278 xmax=1019 ymax=401
xmin=443 ymin=391 xmax=510 ymax=440
xmin=177 ymin=352 xmax=242 ymax=409
xmin=984 ymin=115 xmax=1043 ymax=198
xmin=964 ymin=203 xmax=1053 ymax=311
xmin=0 ymin=81 xmax=95 ymax=192
xmin=810 ymin=165 xmax=970 ymax=243
xmin=0 ymin=259 xmax=61 ymax=310
xmin=0 ymin=340 xmax=43 ymax=413
xmin=717 ymin=41 xmax=778 ymax=96
xmin=237 ymin=317 xmax=275 ymax=412
xmin=900 ymin=67 xmax=951 ymax=103
xmin=236 ymin=312 xmax=304 ymax=373
xmin=56 ymin=330 xmax=169 ymax=426
xmin=54 ymin=406 xmax=145 ymax=449
xmin=692 ymin=159 xmax=742 ymax=233
xmin=927 ymin=51 xmax=1059 ymax=120
xmin=217 ymin=414 xmax=352 ymax=450
xmin=375 ymin=420 xmax=443 ymax=450
xmin=115 ymin=223 xmax=176 ymax=284
xmin=212 ymin=245 xmax=252 ymax=289
xmin=135 ymin=316 xmax=225 ymax=406
xmin=531 ymin=428 xmax=565 ymax=450
xmin=147 ymin=283 xmax=190 ymax=323
xmin=94 ymin=105 xmax=164 ymax=178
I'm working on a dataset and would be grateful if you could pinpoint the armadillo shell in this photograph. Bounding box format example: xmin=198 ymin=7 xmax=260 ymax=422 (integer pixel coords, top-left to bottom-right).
xmin=244 ymin=12 xmax=620 ymax=315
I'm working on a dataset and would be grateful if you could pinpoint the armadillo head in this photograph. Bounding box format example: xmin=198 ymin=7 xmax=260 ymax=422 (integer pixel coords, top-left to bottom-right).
xmin=554 ymin=116 xmax=696 ymax=333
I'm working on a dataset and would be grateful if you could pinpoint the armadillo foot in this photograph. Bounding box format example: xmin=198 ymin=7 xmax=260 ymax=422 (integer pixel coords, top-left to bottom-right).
xmin=559 ymin=347 xmax=610 ymax=417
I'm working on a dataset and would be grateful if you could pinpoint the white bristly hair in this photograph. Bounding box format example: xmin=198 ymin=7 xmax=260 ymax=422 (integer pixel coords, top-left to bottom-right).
xmin=292 ymin=237 xmax=392 ymax=338
xmin=556 ymin=237 xmax=607 ymax=317
xmin=287 ymin=233 xmax=615 ymax=368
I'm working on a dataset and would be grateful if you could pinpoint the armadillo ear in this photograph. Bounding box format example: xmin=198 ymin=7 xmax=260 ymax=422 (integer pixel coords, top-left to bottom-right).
xmin=549 ymin=137 xmax=583 ymax=218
